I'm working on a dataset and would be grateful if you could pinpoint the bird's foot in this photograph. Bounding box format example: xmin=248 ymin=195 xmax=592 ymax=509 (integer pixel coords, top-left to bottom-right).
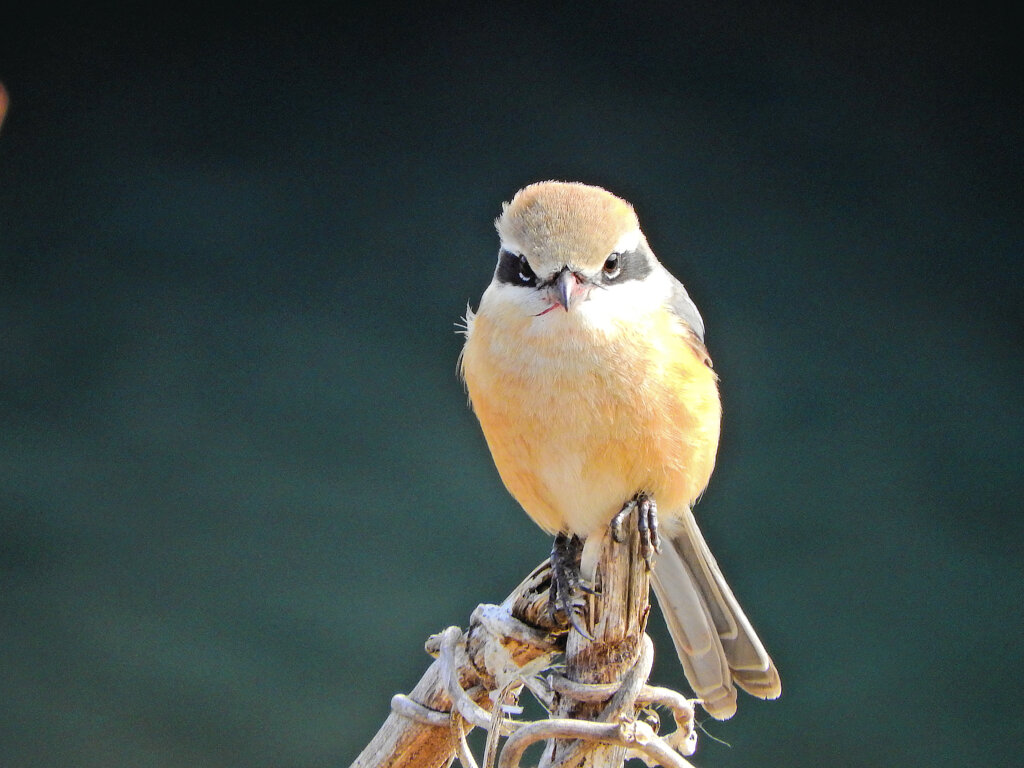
xmin=549 ymin=532 xmax=594 ymax=639
xmin=610 ymin=492 xmax=661 ymax=566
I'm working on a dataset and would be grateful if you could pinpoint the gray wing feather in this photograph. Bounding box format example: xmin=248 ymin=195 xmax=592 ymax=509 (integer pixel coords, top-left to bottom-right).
xmin=666 ymin=271 xmax=706 ymax=342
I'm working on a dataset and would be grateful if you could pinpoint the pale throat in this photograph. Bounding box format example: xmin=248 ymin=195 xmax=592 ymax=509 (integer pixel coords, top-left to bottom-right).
xmin=481 ymin=281 xmax=668 ymax=381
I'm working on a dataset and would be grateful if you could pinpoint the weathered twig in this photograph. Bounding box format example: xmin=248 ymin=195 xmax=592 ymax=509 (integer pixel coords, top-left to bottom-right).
xmin=350 ymin=563 xmax=561 ymax=768
xmin=544 ymin=516 xmax=652 ymax=768
xmin=497 ymin=715 xmax=695 ymax=768
xmin=351 ymin=511 xmax=699 ymax=768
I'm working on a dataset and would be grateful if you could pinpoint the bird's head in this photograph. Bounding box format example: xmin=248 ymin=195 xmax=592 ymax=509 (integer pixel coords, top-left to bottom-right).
xmin=488 ymin=181 xmax=665 ymax=324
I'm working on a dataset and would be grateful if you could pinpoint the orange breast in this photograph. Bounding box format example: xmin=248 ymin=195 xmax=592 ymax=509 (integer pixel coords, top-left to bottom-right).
xmin=461 ymin=308 xmax=721 ymax=538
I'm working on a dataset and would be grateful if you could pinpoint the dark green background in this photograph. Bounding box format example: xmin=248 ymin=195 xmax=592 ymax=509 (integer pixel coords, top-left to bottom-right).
xmin=1 ymin=4 xmax=1021 ymax=767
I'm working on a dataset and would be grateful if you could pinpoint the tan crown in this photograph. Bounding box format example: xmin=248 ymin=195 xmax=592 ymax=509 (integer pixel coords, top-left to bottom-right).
xmin=495 ymin=182 xmax=641 ymax=277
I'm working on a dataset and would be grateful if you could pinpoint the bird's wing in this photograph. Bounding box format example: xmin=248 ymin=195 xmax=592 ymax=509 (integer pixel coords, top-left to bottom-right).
xmin=664 ymin=271 xmax=714 ymax=368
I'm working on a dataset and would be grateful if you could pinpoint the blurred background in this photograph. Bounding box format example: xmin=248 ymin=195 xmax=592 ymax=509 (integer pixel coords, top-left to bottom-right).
xmin=1 ymin=3 xmax=1021 ymax=767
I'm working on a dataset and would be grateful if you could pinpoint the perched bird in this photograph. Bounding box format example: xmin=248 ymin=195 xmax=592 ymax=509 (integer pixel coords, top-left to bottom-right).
xmin=459 ymin=181 xmax=781 ymax=719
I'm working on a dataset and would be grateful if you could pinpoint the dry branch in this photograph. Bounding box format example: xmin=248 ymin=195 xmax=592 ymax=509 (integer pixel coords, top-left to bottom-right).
xmin=351 ymin=563 xmax=560 ymax=768
xmin=546 ymin=521 xmax=650 ymax=768
xmin=350 ymin=509 xmax=699 ymax=768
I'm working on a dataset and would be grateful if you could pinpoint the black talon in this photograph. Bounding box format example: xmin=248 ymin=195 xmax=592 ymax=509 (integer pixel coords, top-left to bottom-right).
xmin=610 ymin=500 xmax=636 ymax=543
xmin=611 ymin=492 xmax=662 ymax=567
xmin=636 ymin=493 xmax=662 ymax=563
xmin=550 ymin=533 xmax=594 ymax=639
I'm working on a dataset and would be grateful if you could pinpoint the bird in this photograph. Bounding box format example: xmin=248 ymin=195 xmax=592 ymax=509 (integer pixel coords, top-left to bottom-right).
xmin=458 ymin=181 xmax=781 ymax=719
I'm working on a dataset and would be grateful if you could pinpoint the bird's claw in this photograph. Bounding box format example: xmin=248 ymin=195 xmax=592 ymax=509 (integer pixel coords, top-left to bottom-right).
xmin=610 ymin=500 xmax=634 ymax=543
xmin=611 ymin=492 xmax=661 ymax=566
xmin=550 ymin=532 xmax=594 ymax=639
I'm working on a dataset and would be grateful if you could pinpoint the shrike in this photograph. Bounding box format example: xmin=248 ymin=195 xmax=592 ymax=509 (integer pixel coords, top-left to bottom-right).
xmin=459 ymin=181 xmax=780 ymax=719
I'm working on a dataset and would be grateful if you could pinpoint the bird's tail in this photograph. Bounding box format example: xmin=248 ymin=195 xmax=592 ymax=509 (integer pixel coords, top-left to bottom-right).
xmin=650 ymin=508 xmax=781 ymax=719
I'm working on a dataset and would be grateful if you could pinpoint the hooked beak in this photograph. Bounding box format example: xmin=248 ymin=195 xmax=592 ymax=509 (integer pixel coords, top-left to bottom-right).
xmin=549 ymin=267 xmax=589 ymax=312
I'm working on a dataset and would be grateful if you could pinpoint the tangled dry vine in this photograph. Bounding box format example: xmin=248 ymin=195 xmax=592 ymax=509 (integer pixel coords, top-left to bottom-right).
xmin=351 ymin=513 xmax=702 ymax=768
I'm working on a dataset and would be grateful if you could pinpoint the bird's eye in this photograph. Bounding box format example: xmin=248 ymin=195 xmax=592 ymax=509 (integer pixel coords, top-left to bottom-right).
xmin=603 ymin=253 xmax=622 ymax=279
xmin=518 ymin=254 xmax=536 ymax=284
